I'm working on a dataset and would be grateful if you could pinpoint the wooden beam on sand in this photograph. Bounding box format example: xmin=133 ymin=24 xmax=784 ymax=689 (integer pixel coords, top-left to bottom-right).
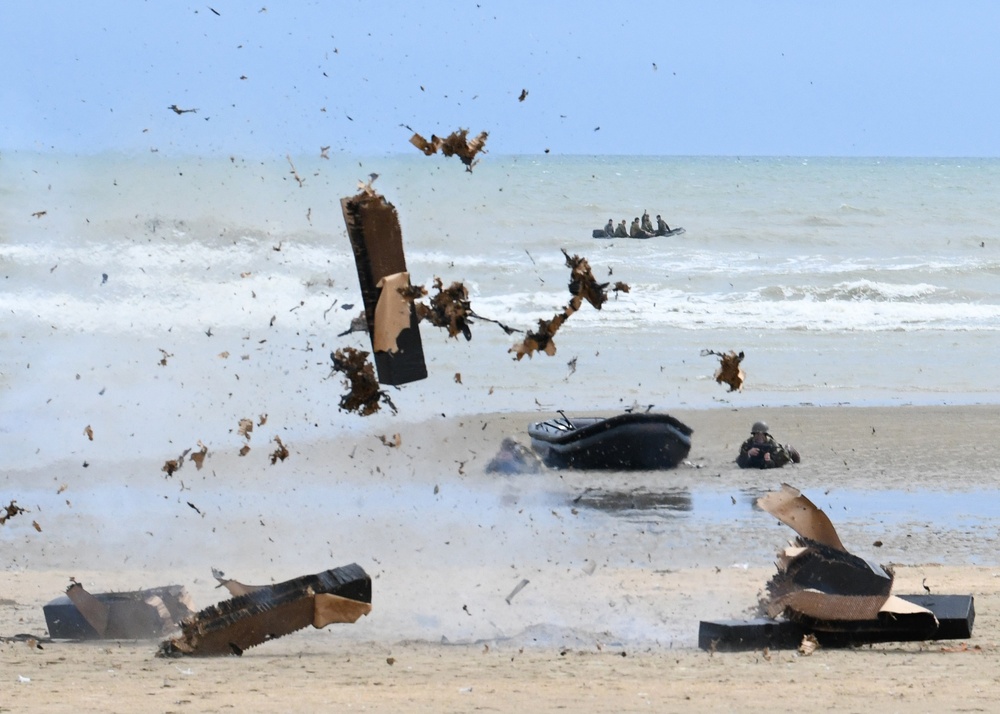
xmin=698 ymin=594 xmax=975 ymax=651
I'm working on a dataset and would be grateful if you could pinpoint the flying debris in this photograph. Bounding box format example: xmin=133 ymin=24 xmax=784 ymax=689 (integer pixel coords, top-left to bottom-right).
xmin=190 ymin=442 xmax=208 ymax=469
xmin=1 ymin=501 xmax=27 ymax=525
xmin=701 ymin=349 xmax=745 ymax=392
xmin=510 ymin=251 xmax=621 ymax=360
xmin=340 ymin=186 xmax=427 ymax=386
xmin=330 ymin=347 xmax=398 ymax=416
xmin=269 ymin=436 xmax=289 ymax=464
xmin=286 ymin=154 xmax=304 ymax=187
xmin=409 ymin=128 xmax=488 ymax=172
xmin=413 ymin=278 xmax=473 ymax=340
xmin=337 ymin=311 xmax=369 ymax=337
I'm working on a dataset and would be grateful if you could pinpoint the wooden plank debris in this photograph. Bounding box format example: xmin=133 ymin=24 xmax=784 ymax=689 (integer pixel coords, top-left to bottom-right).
xmin=158 ymin=564 xmax=371 ymax=656
xmin=43 ymin=583 xmax=196 ymax=640
xmin=341 ymin=185 xmax=427 ymax=386
xmin=699 ymin=594 xmax=975 ymax=651
xmin=699 ymin=484 xmax=975 ymax=650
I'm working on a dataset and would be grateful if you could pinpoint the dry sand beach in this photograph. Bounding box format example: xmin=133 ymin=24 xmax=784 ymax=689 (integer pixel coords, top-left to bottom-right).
xmin=3 ymin=404 xmax=1000 ymax=712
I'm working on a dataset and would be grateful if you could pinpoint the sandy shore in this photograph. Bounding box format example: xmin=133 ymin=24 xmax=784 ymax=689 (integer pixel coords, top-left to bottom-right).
xmin=3 ymin=404 xmax=1000 ymax=712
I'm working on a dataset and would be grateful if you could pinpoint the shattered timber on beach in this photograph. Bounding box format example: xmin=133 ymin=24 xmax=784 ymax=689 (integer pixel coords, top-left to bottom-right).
xmin=698 ymin=484 xmax=975 ymax=651
xmin=37 ymin=566 xmax=372 ymax=656
xmin=158 ymin=564 xmax=372 ymax=656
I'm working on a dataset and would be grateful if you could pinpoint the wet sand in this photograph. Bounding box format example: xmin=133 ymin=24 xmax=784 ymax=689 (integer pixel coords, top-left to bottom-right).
xmin=3 ymin=404 xmax=1000 ymax=711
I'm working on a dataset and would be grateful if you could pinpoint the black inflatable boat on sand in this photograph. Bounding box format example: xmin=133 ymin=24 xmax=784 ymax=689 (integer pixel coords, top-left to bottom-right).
xmin=592 ymin=227 xmax=685 ymax=239
xmin=528 ymin=412 xmax=693 ymax=470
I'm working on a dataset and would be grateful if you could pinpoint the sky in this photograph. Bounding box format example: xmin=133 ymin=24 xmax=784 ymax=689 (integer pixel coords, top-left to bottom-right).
xmin=3 ymin=1 xmax=1000 ymax=157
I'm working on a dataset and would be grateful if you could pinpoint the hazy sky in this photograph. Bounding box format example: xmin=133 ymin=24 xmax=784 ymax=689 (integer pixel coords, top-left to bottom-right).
xmin=4 ymin=1 xmax=999 ymax=157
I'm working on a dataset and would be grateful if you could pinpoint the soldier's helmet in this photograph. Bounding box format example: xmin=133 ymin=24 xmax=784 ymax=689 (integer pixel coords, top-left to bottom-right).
xmin=751 ymin=421 xmax=769 ymax=434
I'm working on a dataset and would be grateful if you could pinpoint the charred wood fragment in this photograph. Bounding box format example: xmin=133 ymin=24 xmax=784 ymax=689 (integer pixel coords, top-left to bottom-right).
xmin=158 ymin=564 xmax=372 ymax=657
xmin=44 ymin=583 xmax=196 ymax=640
xmin=330 ymin=347 xmax=398 ymax=416
xmin=341 ymin=188 xmax=427 ymax=386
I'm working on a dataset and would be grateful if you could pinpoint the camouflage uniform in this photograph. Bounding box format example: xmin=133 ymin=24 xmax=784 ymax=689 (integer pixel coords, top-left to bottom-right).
xmin=736 ymin=434 xmax=792 ymax=469
xmin=641 ymin=211 xmax=654 ymax=233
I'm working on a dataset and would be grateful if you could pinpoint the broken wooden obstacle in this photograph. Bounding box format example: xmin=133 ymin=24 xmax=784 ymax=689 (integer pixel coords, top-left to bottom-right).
xmin=157 ymin=563 xmax=372 ymax=656
xmin=758 ymin=484 xmax=915 ymax=624
xmin=341 ymin=187 xmax=427 ymax=386
xmin=43 ymin=583 xmax=196 ymax=640
xmin=699 ymin=594 xmax=975 ymax=651
xmin=699 ymin=484 xmax=976 ymax=651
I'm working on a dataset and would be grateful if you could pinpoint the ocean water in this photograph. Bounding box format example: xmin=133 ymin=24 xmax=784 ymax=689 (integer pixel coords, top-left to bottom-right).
xmin=3 ymin=152 xmax=999 ymax=468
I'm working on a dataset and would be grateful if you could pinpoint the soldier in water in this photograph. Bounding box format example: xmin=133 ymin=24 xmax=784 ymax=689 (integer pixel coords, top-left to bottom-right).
xmin=614 ymin=219 xmax=629 ymax=237
xmin=656 ymin=214 xmax=671 ymax=235
xmin=604 ymin=218 xmax=615 ymax=237
xmin=736 ymin=420 xmax=800 ymax=469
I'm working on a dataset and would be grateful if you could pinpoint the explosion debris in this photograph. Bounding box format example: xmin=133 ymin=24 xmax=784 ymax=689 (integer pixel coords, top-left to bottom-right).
xmin=378 ymin=433 xmax=401 ymax=448
xmin=269 ymin=436 xmax=289 ymax=464
xmin=158 ymin=564 xmax=372 ymax=656
xmin=698 ymin=484 xmax=975 ymax=651
xmin=337 ymin=311 xmax=369 ymax=337
xmin=1 ymin=501 xmax=27 ymax=525
xmin=286 ymin=154 xmax=304 ymax=187
xmin=43 ymin=582 xmax=196 ymax=640
xmin=190 ymin=442 xmax=208 ymax=469
xmin=162 ymin=459 xmax=182 ymax=477
xmin=330 ymin=347 xmax=398 ymax=416
xmin=340 ymin=183 xmax=623 ymax=400
xmin=341 ymin=186 xmax=427 ymax=386
xmin=510 ymin=250 xmax=626 ymax=360
xmin=413 ymin=278 xmax=473 ymax=340
xmin=701 ymin=349 xmax=745 ymax=392
xmin=506 ymin=579 xmax=530 ymax=603
xmin=409 ymin=129 xmax=488 ymax=171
